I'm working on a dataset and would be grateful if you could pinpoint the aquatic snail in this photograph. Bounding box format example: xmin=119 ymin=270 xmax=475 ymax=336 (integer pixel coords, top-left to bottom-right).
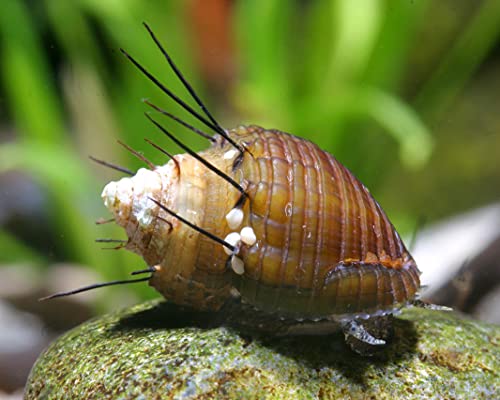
xmin=45 ymin=23 xmax=439 ymax=354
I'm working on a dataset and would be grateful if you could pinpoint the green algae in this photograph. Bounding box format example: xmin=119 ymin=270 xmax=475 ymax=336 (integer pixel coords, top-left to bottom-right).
xmin=26 ymin=301 xmax=499 ymax=399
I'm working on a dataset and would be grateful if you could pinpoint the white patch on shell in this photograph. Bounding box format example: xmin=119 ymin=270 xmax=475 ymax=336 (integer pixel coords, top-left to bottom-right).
xmin=223 ymin=149 xmax=238 ymax=160
xmin=225 ymin=208 xmax=244 ymax=230
xmin=132 ymin=169 xmax=163 ymax=227
xmin=240 ymin=226 xmax=256 ymax=246
xmin=230 ymin=256 xmax=245 ymax=275
xmin=101 ymin=168 xmax=162 ymax=228
xmin=102 ymin=181 xmax=118 ymax=209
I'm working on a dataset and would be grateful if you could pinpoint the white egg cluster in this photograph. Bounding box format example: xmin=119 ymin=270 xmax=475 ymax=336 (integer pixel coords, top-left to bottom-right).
xmin=223 ymin=208 xmax=257 ymax=275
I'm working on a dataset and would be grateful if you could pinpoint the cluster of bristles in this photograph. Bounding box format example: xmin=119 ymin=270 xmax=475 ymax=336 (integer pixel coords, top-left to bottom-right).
xmin=41 ymin=22 xmax=252 ymax=300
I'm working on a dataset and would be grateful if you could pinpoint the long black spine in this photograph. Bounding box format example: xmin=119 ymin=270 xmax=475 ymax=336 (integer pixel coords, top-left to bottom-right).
xmin=149 ymin=197 xmax=235 ymax=252
xmin=89 ymin=156 xmax=134 ymax=176
xmin=40 ymin=277 xmax=151 ymax=300
xmin=146 ymin=114 xmax=247 ymax=198
xmin=143 ymin=99 xmax=214 ymax=142
xmin=120 ymin=48 xmax=222 ymax=136
xmin=142 ymin=23 xmax=244 ymax=153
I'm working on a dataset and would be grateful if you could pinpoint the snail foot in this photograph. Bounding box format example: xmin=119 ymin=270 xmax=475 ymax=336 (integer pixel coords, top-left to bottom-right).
xmin=341 ymin=320 xmax=386 ymax=346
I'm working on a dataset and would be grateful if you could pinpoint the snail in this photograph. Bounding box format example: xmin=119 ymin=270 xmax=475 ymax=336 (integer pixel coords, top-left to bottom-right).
xmin=44 ymin=23 xmax=439 ymax=355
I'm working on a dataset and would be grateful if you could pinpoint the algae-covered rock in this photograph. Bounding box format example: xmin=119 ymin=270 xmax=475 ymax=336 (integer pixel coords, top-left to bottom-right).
xmin=26 ymin=301 xmax=499 ymax=399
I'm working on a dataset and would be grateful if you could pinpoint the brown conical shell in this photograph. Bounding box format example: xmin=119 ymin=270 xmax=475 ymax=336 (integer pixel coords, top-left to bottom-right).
xmin=103 ymin=125 xmax=420 ymax=317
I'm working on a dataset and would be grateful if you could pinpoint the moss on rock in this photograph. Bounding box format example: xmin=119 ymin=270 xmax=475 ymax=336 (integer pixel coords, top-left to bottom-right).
xmin=26 ymin=301 xmax=499 ymax=399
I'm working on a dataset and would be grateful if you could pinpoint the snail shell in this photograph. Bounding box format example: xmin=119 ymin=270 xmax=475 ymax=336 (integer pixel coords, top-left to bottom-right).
xmin=102 ymin=125 xmax=420 ymax=320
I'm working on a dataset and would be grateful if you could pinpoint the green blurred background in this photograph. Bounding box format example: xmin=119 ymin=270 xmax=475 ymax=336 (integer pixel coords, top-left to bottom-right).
xmin=1 ymin=0 xmax=499 ymax=310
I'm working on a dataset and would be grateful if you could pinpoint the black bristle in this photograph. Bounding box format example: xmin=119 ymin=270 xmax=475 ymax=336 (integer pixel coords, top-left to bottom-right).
xmin=117 ymin=140 xmax=156 ymax=169
xmin=39 ymin=277 xmax=151 ymax=300
xmin=149 ymin=197 xmax=235 ymax=252
xmin=144 ymin=138 xmax=180 ymax=172
xmin=89 ymin=156 xmax=134 ymax=176
xmin=143 ymin=99 xmax=215 ymax=143
xmin=95 ymin=238 xmax=127 ymax=243
xmin=120 ymin=48 xmax=223 ymax=137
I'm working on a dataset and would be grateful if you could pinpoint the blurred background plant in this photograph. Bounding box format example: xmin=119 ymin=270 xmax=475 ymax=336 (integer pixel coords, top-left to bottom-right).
xmin=1 ymin=0 xmax=500 ymax=395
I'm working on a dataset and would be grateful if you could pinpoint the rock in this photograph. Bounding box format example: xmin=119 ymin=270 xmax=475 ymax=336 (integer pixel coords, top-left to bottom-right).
xmin=26 ymin=301 xmax=499 ymax=399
